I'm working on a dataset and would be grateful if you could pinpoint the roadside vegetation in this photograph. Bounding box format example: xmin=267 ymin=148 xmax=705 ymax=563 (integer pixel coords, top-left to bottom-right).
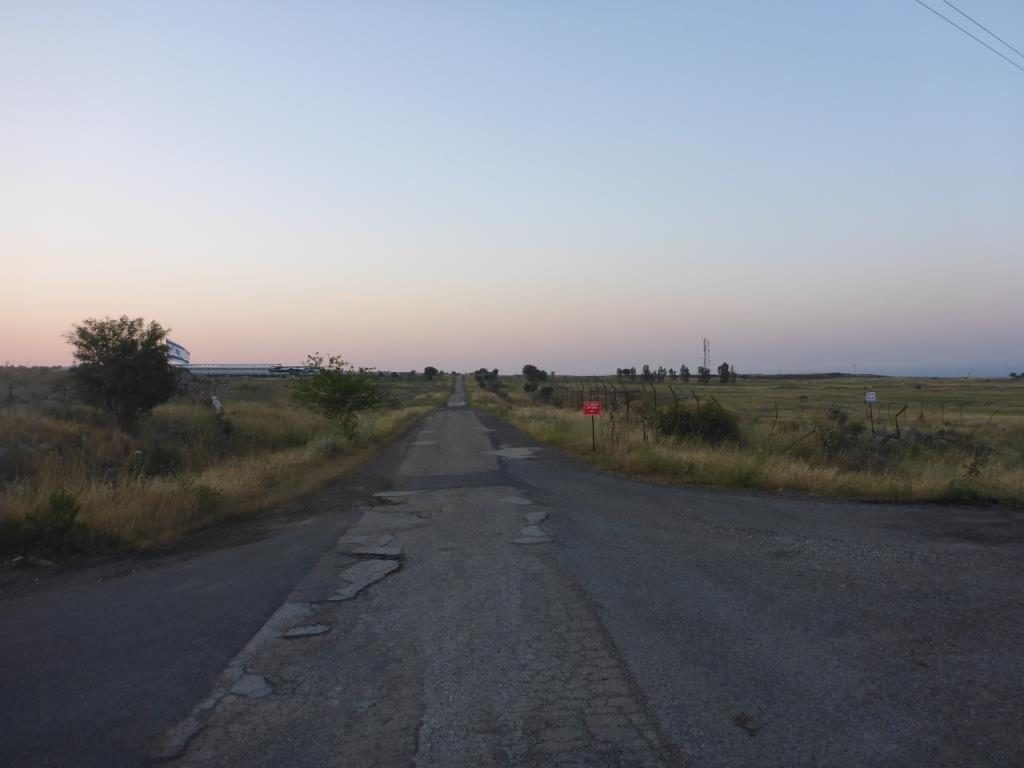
xmin=1 ymin=357 xmax=449 ymax=557
xmin=467 ymin=369 xmax=1024 ymax=508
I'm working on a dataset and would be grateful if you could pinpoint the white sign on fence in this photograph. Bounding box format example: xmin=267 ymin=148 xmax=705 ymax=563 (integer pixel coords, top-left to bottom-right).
xmin=865 ymin=391 xmax=877 ymax=404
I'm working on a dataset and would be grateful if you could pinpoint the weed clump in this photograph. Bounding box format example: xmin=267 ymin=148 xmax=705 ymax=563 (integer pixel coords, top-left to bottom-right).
xmin=128 ymin=443 xmax=184 ymax=477
xmin=193 ymin=485 xmax=225 ymax=520
xmin=655 ymin=401 xmax=741 ymax=445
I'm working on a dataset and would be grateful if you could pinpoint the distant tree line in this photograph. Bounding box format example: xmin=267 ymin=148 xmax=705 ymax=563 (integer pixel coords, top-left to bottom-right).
xmin=615 ymin=363 xmax=734 ymax=384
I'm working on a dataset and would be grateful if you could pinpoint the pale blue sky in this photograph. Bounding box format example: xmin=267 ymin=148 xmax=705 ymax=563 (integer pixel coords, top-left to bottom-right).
xmin=3 ymin=1 xmax=1022 ymax=374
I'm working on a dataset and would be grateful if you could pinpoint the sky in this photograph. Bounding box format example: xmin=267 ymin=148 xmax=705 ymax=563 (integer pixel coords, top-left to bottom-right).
xmin=2 ymin=1 xmax=1022 ymax=376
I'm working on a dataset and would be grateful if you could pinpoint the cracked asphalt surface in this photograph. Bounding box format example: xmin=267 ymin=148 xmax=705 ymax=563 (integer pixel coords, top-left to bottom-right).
xmin=4 ymin=374 xmax=1024 ymax=766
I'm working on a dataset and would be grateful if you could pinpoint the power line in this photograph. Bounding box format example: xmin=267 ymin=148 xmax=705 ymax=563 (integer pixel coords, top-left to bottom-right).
xmin=913 ymin=0 xmax=1024 ymax=73
xmin=940 ymin=0 xmax=1024 ymax=62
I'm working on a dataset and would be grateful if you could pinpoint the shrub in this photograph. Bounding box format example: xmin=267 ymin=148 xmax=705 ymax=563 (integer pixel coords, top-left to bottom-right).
xmin=128 ymin=443 xmax=184 ymax=477
xmin=311 ymin=433 xmax=351 ymax=457
xmin=0 ymin=516 xmax=23 ymax=554
xmin=292 ymin=353 xmax=383 ymax=437
xmin=655 ymin=401 xmax=741 ymax=445
xmin=193 ymin=485 xmax=225 ymax=520
xmin=0 ymin=444 xmax=34 ymax=483
xmin=9 ymin=490 xmax=102 ymax=556
xmin=533 ymin=385 xmax=555 ymax=404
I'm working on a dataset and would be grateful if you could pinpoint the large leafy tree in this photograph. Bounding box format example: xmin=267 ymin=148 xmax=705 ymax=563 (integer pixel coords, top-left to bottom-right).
xmin=66 ymin=316 xmax=177 ymax=433
xmin=292 ymin=354 xmax=383 ymax=437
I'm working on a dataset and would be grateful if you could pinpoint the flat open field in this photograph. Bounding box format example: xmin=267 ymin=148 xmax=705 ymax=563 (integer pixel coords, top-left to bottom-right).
xmin=0 ymin=368 xmax=451 ymax=553
xmin=468 ymin=373 xmax=1024 ymax=507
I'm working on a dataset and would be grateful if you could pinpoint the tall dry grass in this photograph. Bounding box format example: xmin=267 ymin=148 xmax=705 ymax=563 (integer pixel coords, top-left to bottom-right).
xmin=0 ymin=376 xmax=449 ymax=551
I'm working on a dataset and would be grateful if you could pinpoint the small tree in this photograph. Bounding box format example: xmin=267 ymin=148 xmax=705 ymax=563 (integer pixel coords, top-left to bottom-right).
xmin=641 ymin=364 xmax=652 ymax=382
xmin=66 ymin=316 xmax=177 ymax=433
xmin=424 ymin=366 xmax=439 ymax=380
xmin=474 ymin=368 xmax=502 ymax=391
xmin=292 ymin=354 xmax=382 ymax=437
xmin=697 ymin=366 xmax=711 ymax=384
xmin=718 ymin=362 xmax=731 ymax=384
xmin=522 ymin=364 xmax=547 ymax=381
xmin=680 ymin=365 xmax=690 ymax=383
xmin=522 ymin=363 xmax=548 ymax=392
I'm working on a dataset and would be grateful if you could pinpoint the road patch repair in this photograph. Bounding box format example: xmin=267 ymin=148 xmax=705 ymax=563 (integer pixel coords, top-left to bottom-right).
xmin=337 ymin=532 xmax=403 ymax=558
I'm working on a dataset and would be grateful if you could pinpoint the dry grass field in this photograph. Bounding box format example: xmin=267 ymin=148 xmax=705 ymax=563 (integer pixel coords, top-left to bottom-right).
xmin=468 ymin=372 xmax=1024 ymax=508
xmin=0 ymin=368 xmax=450 ymax=553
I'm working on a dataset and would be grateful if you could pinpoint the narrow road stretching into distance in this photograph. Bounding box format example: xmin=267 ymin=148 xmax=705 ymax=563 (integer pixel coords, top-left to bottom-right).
xmin=3 ymin=374 xmax=1023 ymax=767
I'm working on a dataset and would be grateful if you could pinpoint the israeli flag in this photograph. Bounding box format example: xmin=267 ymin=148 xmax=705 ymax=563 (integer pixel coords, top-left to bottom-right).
xmin=167 ymin=339 xmax=190 ymax=366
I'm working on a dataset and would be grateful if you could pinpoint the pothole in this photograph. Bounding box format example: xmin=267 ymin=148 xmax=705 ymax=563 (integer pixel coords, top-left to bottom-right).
xmin=514 ymin=518 xmax=552 ymax=545
xmin=486 ymin=447 xmax=540 ymax=460
xmin=231 ymin=673 xmax=273 ymax=698
xmin=513 ymin=536 xmax=551 ymax=545
xmin=372 ymin=490 xmax=419 ymax=501
xmin=337 ymin=534 xmax=403 ymax=559
xmin=499 ymin=496 xmax=532 ymax=505
xmin=354 ymin=544 xmax=402 ymax=558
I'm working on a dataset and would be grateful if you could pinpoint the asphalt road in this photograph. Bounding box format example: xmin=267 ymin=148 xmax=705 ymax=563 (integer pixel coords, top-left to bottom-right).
xmin=3 ymin=374 xmax=1023 ymax=767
